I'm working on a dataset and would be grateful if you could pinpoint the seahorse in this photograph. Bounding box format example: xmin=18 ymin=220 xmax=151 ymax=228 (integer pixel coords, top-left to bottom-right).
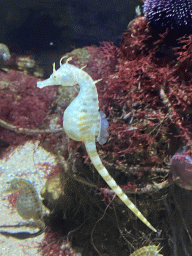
xmin=37 ymin=57 xmax=157 ymax=232
xmin=4 ymin=178 xmax=45 ymax=230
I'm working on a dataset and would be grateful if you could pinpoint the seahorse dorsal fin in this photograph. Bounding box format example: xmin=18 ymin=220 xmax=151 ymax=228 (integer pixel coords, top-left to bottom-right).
xmin=97 ymin=111 xmax=109 ymax=145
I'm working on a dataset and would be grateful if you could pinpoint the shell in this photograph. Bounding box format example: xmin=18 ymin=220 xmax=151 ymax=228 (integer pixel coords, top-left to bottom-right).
xmin=130 ymin=245 xmax=163 ymax=256
xmin=170 ymin=147 xmax=192 ymax=190
xmin=0 ymin=43 xmax=10 ymax=61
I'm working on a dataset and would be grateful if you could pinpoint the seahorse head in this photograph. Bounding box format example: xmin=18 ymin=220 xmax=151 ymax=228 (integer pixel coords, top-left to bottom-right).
xmin=5 ymin=179 xmax=22 ymax=192
xmin=37 ymin=62 xmax=77 ymax=89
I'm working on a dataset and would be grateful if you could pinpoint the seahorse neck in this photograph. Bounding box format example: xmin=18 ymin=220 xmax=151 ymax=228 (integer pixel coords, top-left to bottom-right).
xmin=75 ymin=68 xmax=97 ymax=96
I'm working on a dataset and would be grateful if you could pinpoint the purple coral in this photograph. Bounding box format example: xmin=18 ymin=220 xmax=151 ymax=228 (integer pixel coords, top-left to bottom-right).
xmin=170 ymin=148 xmax=192 ymax=190
xmin=143 ymin=0 xmax=192 ymax=35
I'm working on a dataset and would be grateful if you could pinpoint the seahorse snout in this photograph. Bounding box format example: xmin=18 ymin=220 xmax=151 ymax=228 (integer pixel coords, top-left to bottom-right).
xmin=37 ymin=77 xmax=57 ymax=88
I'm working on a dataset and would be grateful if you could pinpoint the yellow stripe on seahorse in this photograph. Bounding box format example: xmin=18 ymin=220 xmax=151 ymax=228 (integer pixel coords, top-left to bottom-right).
xmin=85 ymin=140 xmax=157 ymax=233
xmin=78 ymin=121 xmax=87 ymax=126
xmin=79 ymin=114 xmax=87 ymax=120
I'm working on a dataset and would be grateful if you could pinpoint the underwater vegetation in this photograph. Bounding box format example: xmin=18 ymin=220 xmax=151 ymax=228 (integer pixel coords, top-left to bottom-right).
xmin=0 ymin=68 xmax=58 ymax=146
xmin=2 ymin=2 xmax=192 ymax=255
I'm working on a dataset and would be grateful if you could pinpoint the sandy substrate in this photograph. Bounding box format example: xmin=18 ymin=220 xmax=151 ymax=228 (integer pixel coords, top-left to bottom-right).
xmin=0 ymin=140 xmax=58 ymax=256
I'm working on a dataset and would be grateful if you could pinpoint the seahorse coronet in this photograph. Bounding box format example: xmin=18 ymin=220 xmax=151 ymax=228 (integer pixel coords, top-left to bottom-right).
xmin=37 ymin=58 xmax=157 ymax=232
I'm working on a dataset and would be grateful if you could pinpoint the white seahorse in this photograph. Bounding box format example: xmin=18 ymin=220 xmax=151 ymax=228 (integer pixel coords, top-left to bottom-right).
xmin=37 ymin=57 xmax=157 ymax=232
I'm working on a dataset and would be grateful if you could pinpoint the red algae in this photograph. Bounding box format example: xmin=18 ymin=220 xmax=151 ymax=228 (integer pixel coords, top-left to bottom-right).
xmin=0 ymin=70 xmax=57 ymax=145
xmin=93 ymin=17 xmax=192 ymax=169
xmin=38 ymin=162 xmax=61 ymax=179
xmin=39 ymin=228 xmax=81 ymax=256
xmin=7 ymin=190 xmax=23 ymax=209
